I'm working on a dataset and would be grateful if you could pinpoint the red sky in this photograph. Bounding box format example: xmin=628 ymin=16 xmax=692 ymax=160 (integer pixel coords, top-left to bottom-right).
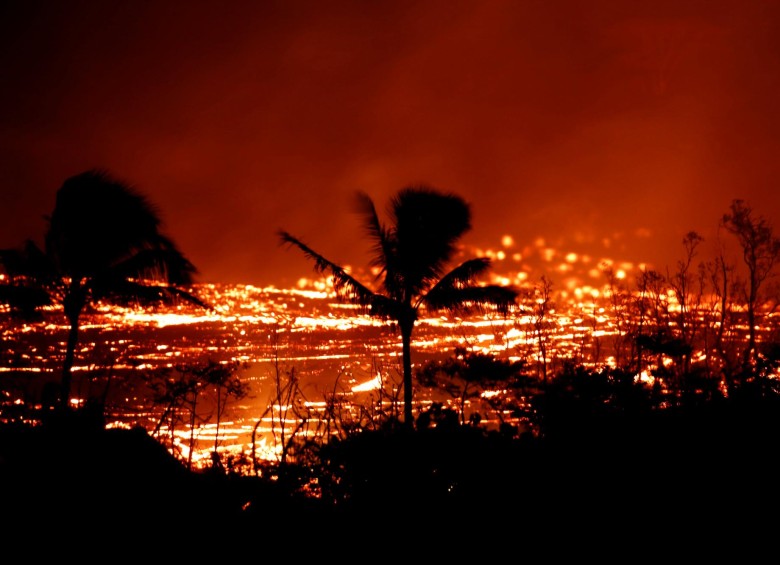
xmin=2 ymin=0 xmax=779 ymax=287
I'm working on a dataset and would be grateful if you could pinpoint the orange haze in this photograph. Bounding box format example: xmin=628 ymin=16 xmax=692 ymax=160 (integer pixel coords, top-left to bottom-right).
xmin=2 ymin=0 xmax=779 ymax=286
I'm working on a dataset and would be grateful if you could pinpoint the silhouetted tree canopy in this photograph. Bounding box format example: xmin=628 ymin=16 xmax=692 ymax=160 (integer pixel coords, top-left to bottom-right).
xmin=280 ymin=185 xmax=519 ymax=428
xmin=0 ymin=169 xmax=208 ymax=412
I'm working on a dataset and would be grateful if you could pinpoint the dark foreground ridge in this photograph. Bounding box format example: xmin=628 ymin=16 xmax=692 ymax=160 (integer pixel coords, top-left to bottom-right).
xmin=2 ymin=395 xmax=780 ymax=556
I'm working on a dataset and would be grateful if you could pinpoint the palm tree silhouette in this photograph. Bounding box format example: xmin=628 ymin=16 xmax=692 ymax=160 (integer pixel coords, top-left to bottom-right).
xmin=279 ymin=186 xmax=519 ymax=429
xmin=0 ymin=169 xmax=207 ymax=412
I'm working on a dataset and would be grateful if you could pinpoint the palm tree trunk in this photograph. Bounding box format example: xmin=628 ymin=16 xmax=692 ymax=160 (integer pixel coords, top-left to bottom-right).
xmin=60 ymin=281 xmax=85 ymax=412
xmin=401 ymin=323 xmax=414 ymax=430
xmin=60 ymin=318 xmax=79 ymax=411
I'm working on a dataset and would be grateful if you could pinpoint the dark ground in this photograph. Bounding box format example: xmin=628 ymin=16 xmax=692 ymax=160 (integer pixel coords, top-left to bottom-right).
xmin=2 ymin=398 xmax=779 ymax=558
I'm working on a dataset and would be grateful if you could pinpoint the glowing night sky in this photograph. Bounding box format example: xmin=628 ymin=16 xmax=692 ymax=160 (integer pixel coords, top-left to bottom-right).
xmin=2 ymin=0 xmax=779 ymax=287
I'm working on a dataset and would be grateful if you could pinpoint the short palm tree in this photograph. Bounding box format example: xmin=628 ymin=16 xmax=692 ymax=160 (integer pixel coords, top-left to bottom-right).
xmin=279 ymin=186 xmax=519 ymax=429
xmin=0 ymin=169 xmax=208 ymax=412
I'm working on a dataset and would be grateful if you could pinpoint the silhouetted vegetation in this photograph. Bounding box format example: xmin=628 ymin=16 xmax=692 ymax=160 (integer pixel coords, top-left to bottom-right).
xmin=146 ymin=358 xmax=249 ymax=470
xmin=0 ymin=169 xmax=208 ymax=417
xmin=2 ymin=191 xmax=780 ymax=547
xmin=279 ymin=186 xmax=519 ymax=429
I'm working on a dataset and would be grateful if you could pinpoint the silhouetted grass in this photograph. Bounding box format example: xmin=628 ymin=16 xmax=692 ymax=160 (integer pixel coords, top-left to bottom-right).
xmin=3 ymin=389 xmax=780 ymax=554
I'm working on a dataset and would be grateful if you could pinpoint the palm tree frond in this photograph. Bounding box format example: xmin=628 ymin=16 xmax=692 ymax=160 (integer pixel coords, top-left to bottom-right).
xmin=367 ymin=293 xmax=404 ymax=320
xmin=424 ymin=283 xmax=519 ymax=316
xmin=421 ymin=258 xmax=494 ymax=308
xmin=329 ymin=268 xmax=378 ymax=308
xmin=109 ymin=243 xmax=199 ymax=286
xmin=390 ymin=186 xmax=472 ymax=293
xmin=45 ymin=169 xmax=168 ymax=278
xmin=278 ymin=230 xmax=377 ymax=306
xmin=435 ymin=258 xmax=493 ymax=287
xmin=91 ymin=278 xmax=210 ymax=309
xmin=354 ymin=191 xmax=394 ymax=283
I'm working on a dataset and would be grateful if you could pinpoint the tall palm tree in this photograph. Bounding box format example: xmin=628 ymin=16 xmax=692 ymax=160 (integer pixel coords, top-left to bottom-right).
xmin=279 ymin=186 xmax=519 ymax=429
xmin=0 ymin=169 xmax=208 ymax=412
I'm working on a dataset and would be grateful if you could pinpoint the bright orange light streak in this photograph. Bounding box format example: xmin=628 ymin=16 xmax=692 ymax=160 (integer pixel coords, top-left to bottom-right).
xmin=351 ymin=374 xmax=382 ymax=392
